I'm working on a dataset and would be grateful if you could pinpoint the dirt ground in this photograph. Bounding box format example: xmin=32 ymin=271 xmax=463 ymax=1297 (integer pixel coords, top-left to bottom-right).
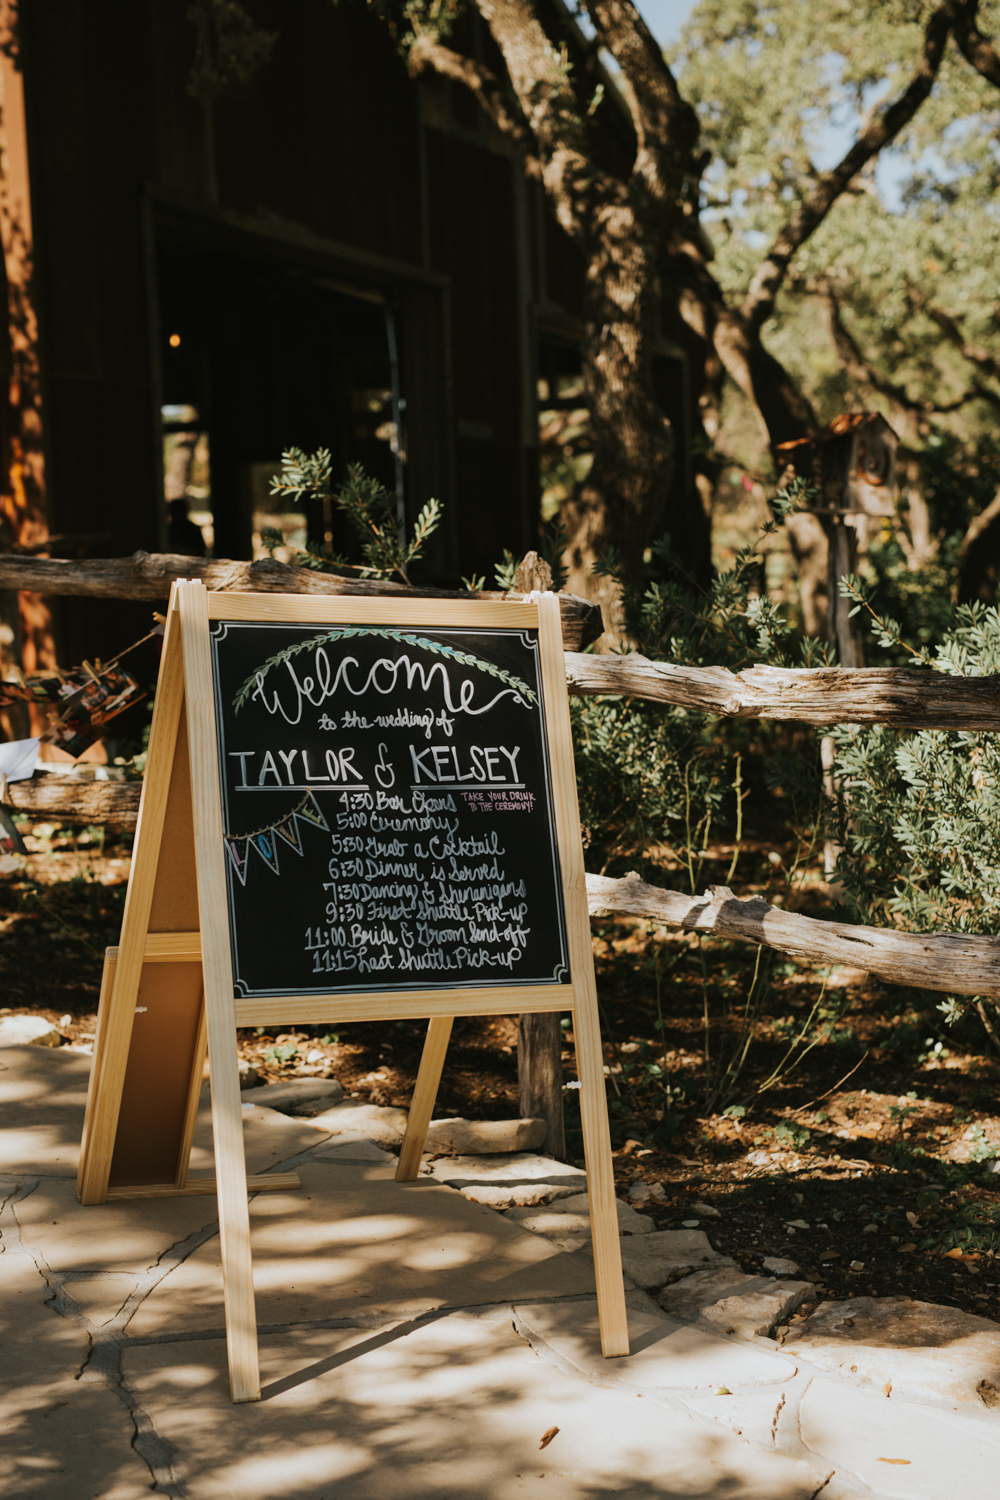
xmin=3 ymin=819 xmax=999 ymax=1330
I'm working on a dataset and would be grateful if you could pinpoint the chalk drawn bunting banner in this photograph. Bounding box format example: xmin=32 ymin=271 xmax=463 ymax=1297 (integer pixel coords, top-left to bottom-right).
xmin=209 ymin=621 xmax=570 ymax=997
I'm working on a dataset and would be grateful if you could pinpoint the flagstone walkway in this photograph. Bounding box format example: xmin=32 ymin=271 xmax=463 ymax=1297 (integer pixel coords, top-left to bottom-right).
xmin=1 ymin=1043 xmax=997 ymax=1499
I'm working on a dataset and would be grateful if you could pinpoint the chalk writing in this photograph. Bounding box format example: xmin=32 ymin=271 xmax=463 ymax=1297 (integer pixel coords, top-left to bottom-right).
xmin=210 ymin=622 xmax=568 ymax=996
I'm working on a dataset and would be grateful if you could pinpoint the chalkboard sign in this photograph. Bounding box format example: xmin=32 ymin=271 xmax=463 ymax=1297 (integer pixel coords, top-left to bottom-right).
xmin=209 ymin=621 xmax=570 ymax=997
xmin=79 ymin=585 xmax=629 ymax=1404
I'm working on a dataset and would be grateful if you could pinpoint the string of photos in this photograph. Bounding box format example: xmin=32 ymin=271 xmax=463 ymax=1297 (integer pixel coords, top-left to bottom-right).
xmin=223 ymin=790 xmax=329 ymax=884
xmin=0 ymin=626 xmax=158 ymax=757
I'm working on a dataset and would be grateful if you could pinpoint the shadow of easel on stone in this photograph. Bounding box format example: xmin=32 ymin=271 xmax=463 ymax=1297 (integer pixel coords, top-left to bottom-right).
xmin=259 ymin=1309 xmax=452 ymax=1400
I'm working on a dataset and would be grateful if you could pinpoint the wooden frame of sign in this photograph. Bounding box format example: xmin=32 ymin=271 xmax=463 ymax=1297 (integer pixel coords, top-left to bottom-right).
xmin=77 ymin=579 xmax=629 ymax=1401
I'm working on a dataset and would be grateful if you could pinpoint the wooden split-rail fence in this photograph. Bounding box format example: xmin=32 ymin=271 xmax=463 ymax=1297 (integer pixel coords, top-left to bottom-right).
xmin=3 ymin=551 xmax=1000 ymax=1141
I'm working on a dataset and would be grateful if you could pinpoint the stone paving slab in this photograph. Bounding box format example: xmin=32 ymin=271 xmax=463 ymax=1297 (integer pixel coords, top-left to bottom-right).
xmin=0 ymin=1250 xmax=151 ymax=1500
xmin=122 ymin=1312 xmax=828 ymax=1500
xmin=304 ymin=1100 xmax=408 ymax=1147
xmin=423 ymin=1115 xmax=546 ymax=1154
xmin=618 ymin=1228 xmax=736 ymax=1290
xmin=786 ymin=1295 xmax=1000 ymax=1409
xmin=127 ymin=1160 xmax=599 ymax=1337
xmin=9 ymin=1042 xmax=1000 ymax=1498
xmin=0 ymin=1045 xmax=93 ymax=1174
xmin=313 ymin=1136 xmax=397 ymax=1164
xmin=189 ymin=1084 xmax=332 ymax=1174
xmin=240 ymin=1078 xmax=343 ymax=1111
xmin=659 ymin=1267 xmax=770 ymax=1319
xmin=16 ymin=1177 xmax=222 ymax=1276
xmin=699 ymin=1282 xmax=812 ymax=1340
xmin=799 ymin=1375 xmax=1000 ymax=1499
xmin=60 ymin=1277 xmax=139 ymax=1327
xmin=503 ymin=1193 xmax=654 ymax=1252
xmin=514 ymin=1299 xmax=798 ymax=1392
xmin=427 ymin=1152 xmax=588 ymax=1207
xmin=680 ymin=1389 xmax=786 ymax=1450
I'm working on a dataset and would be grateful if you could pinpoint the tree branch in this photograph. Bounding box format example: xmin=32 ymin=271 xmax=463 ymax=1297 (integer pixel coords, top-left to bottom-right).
xmin=953 ymin=0 xmax=1000 ymax=86
xmin=899 ymin=291 xmax=1000 ymax=412
xmin=741 ymin=1 xmax=956 ymax=333
xmin=584 ymin=0 xmax=699 ymax=212
xmin=822 ymin=284 xmax=983 ymax=417
xmin=919 ymin=298 xmax=1000 ymax=382
xmin=476 ymin=0 xmax=616 ymax=239
xmin=674 ymin=247 xmax=816 ymax=445
xmin=406 ymin=35 xmax=541 ymax=178
xmin=959 ymin=482 xmax=1000 ymax=562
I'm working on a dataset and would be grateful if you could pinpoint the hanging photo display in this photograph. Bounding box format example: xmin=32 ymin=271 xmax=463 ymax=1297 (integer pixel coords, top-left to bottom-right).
xmin=209 ymin=621 xmax=570 ymax=997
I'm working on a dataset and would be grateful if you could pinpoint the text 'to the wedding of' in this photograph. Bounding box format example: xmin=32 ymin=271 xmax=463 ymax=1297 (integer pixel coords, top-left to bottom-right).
xmin=77 ymin=580 xmax=629 ymax=1400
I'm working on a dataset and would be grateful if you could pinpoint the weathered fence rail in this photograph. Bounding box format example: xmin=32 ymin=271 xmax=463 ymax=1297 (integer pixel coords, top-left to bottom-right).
xmin=565 ymin=653 xmax=1000 ymax=732
xmin=6 ymin=550 xmax=999 ymax=728
xmin=5 ymin=556 xmax=1000 ymax=1002
xmin=0 ymin=551 xmax=603 ymax=651
xmin=4 ymin=776 xmax=141 ymax=831
xmin=587 ymin=873 xmax=1000 ymax=1001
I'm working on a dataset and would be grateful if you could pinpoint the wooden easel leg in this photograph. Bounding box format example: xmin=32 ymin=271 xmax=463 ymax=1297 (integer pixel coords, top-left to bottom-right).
xmin=395 ymin=1016 xmax=453 ymax=1182
xmin=78 ymin=949 xmax=117 ymax=1199
xmin=573 ymin=989 xmax=630 ymax=1357
xmin=177 ymin=579 xmax=260 ymax=1403
xmin=207 ymin=1025 xmax=260 ymax=1401
xmin=77 ymin=612 xmax=186 ymax=1205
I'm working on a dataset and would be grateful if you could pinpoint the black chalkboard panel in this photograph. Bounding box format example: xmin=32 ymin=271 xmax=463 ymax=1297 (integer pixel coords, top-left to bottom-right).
xmin=209 ymin=621 xmax=570 ymax=997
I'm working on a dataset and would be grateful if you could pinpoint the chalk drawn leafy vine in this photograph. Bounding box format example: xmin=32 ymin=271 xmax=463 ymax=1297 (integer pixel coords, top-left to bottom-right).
xmin=233 ymin=627 xmax=538 ymax=714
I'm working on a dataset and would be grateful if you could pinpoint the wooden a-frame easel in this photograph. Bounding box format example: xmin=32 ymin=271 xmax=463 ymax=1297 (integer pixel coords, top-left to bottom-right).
xmin=78 ymin=580 xmax=629 ymax=1400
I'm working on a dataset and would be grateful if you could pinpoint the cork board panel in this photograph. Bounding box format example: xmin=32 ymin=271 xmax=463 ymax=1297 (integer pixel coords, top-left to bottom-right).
xmin=148 ymin=711 xmax=200 ymax=933
xmin=108 ymin=961 xmax=204 ymax=1188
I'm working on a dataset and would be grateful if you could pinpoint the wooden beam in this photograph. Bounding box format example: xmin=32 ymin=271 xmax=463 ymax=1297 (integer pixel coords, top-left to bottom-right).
xmin=105 ymin=1172 xmax=301 ymax=1201
xmin=11 ymin=651 xmax=1000 ymax=832
xmin=587 ymin=872 xmax=1000 ymax=1000
xmin=0 ymin=551 xmax=604 ymax=650
xmin=4 ymin=775 xmax=141 ymax=830
xmin=12 ymin=651 xmax=1000 ymax=832
xmin=565 ymin=653 xmax=1000 ymax=731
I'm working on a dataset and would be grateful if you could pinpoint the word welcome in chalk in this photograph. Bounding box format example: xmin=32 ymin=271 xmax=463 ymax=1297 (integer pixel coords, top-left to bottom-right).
xmin=244 ymin=638 xmax=535 ymax=725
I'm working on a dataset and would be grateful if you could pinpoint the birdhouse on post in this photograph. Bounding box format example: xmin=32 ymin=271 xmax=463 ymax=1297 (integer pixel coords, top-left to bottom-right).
xmin=776 ymin=412 xmax=898 ymax=666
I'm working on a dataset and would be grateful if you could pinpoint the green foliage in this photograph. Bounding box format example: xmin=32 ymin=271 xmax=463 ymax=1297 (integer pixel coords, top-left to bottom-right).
xmin=494 ymin=550 xmax=520 ymax=591
xmin=188 ymin=0 xmax=277 ymax=100
xmin=888 ymin=1092 xmax=920 ymax=1127
xmin=847 ymin=536 xmax=960 ymax=665
xmin=263 ymin=1042 xmax=298 ymax=1065
xmin=830 ymin=594 xmax=1000 ymax=1034
xmin=918 ymin=432 xmax=1000 ymax=543
xmin=675 ymin=1 xmax=1000 ymax=496
xmin=265 ymin=450 xmax=441 ymax=586
xmin=575 ymin=480 xmax=825 ymax=881
xmin=773 ymin=1120 xmax=812 ymax=1151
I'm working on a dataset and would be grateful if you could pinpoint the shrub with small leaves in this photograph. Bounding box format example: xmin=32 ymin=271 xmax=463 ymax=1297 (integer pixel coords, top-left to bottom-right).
xmin=264 ymin=450 xmax=441 ymax=586
xmin=574 ymin=479 xmax=825 ymax=883
xmin=831 ymin=590 xmax=1000 ymax=1039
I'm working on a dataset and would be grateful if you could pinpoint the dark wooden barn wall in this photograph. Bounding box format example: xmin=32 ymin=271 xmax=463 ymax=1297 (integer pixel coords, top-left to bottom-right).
xmin=21 ymin=0 xmax=546 ymax=670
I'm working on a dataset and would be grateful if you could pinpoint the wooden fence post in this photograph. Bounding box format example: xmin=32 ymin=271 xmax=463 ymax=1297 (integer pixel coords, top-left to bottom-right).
xmin=512 ymin=552 xmax=567 ymax=1158
xmin=517 ymin=1012 xmax=566 ymax=1158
